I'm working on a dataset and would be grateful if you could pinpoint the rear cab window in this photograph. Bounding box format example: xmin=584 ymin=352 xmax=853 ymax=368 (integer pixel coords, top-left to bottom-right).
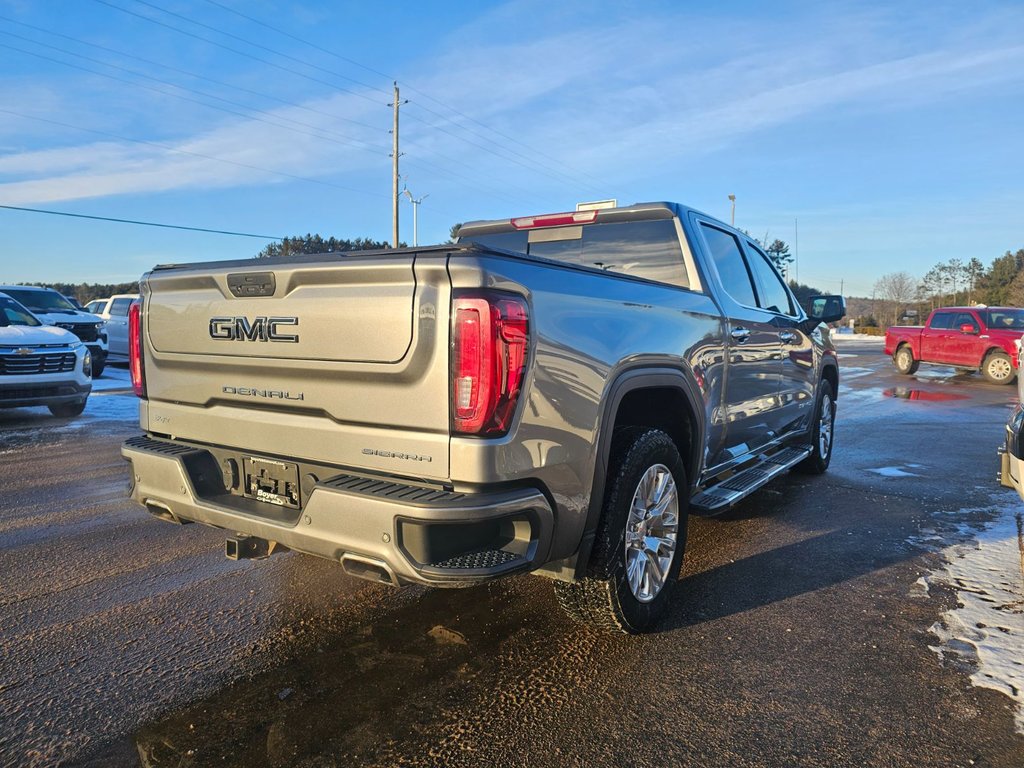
xmin=929 ymin=312 xmax=954 ymax=330
xmin=463 ymin=218 xmax=691 ymax=289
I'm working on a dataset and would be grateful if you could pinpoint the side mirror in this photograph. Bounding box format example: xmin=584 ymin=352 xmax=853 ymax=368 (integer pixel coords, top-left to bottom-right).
xmin=808 ymin=295 xmax=846 ymax=325
xmin=959 ymin=323 xmax=978 ymax=335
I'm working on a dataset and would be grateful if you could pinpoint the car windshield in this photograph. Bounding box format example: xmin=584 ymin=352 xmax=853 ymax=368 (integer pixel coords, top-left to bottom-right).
xmin=1 ymin=288 xmax=77 ymax=313
xmin=982 ymin=309 xmax=1024 ymax=330
xmin=0 ymin=296 xmax=42 ymax=327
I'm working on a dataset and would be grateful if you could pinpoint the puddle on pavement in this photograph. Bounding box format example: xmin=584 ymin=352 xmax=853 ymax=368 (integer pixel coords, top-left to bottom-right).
xmin=883 ymin=388 xmax=969 ymax=402
xmin=97 ymin=579 xmax=573 ymax=767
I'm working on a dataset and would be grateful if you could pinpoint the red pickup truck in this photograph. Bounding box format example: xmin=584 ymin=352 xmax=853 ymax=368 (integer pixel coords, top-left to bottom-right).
xmin=885 ymin=306 xmax=1024 ymax=384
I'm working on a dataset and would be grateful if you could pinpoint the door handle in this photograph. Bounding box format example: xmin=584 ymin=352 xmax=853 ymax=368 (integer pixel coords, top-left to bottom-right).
xmin=779 ymin=331 xmax=797 ymax=344
xmin=730 ymin=327 xmax=751 ymax=343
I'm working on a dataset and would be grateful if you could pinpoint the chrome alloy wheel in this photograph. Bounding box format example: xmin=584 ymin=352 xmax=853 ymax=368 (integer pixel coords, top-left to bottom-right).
xmin=818 ymin=392 xmax=834 ymax=458
xmin=988 ymin=356 xmax=1013 ymax=381
xmin=624 ymin=463 xmax=679 ymax=603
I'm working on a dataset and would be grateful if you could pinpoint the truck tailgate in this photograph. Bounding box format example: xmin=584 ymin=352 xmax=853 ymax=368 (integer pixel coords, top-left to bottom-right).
xmin=139 ymin=252 xmax=452 ymax=480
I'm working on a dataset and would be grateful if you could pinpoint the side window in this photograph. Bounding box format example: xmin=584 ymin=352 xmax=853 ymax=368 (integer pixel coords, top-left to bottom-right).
xmin=951 ymin=312 xmax=978 ymax=331
xmin=110 ymin=298 xmax=134 ymax=317
xmin=929 ymin=313 xmax=953 ymax=330
xmin=742 ymin=241 xmax=796 ymax=316
xmin=700 ymin=224 xmax=757 ymax=307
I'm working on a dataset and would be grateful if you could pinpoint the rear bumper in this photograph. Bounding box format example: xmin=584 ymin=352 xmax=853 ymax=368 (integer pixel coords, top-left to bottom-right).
xmin=121 ymin=435 xmax=554 ymax=587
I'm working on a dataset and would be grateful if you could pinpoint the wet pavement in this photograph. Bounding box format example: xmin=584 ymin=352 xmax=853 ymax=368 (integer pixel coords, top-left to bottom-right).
xmin=2 ymin=347 xmax=1023 ymax=767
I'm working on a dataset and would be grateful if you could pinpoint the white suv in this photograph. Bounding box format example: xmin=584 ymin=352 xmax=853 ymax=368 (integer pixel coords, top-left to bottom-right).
xmin=0 ymin=292 xmax=92 ymax=417
xmin=86 ymin=294 xmax=139 ymax=361
xmin=0 ymin=285 xmax=109 ymax=377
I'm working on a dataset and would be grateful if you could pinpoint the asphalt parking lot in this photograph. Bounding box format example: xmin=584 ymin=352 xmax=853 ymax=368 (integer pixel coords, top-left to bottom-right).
xmin=1 ymin=344 xmax=1022 ymax=768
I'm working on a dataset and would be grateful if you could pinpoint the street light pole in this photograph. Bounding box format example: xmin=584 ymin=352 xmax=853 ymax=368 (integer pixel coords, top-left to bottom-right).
xmin=403 ymin=188 xmax=429 ymax=247
xmin=728 ymin=194 xmax=736 ymax=226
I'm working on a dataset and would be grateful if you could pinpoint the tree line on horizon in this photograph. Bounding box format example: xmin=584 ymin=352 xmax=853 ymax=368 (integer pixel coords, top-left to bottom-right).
xmin=869 ymin=248 xmax=1024 ymax=327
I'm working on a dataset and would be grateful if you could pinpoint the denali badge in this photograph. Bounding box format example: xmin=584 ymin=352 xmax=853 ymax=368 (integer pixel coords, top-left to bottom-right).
xmin=222 ymin=386 xmax=304 ymax=401
xmin=209 ymin=316 xmax=298 ymax=343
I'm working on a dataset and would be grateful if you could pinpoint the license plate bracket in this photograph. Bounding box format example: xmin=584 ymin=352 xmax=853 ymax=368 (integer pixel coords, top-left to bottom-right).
xmin=243 ymin=456 xmax=301 ymax=509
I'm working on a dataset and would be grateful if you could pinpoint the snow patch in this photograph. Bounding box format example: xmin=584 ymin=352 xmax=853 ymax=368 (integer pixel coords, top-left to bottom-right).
xmin=924 ymin=503 xmax=1024 ymax=733
xmin=869 ymin=466 xmax=922 ymax=478
xmin=89 ymin=366 xmax=132 ymax=392
xmin=831 ymin=333 xmax=886 ymax=343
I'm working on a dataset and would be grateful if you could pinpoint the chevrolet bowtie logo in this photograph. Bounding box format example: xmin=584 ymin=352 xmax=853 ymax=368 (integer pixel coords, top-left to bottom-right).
xmin=14 ymin=348 xmax=32 ymax=356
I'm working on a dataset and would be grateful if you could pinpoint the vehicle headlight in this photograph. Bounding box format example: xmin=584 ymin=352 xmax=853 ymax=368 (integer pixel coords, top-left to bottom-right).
xmin=83 ymin=350 xmax=93 ymax=377
xmin=97 ymin=321 xmax=107 ymax=329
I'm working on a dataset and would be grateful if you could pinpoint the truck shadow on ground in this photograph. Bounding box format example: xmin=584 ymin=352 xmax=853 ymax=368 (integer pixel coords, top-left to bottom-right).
xmin=81 ymin=484 xmax=924 ymax=767
xmin=663 ymin=523 xmax=914 ymax=633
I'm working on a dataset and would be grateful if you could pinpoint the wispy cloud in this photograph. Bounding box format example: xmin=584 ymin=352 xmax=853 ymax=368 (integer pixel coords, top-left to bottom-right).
xmin=0 ymin=1 xmax=1021 ymax=206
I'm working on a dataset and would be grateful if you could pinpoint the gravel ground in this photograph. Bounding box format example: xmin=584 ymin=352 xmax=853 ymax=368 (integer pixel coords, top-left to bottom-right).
xmin=1 ymin=344 xmax=1022 ymax=767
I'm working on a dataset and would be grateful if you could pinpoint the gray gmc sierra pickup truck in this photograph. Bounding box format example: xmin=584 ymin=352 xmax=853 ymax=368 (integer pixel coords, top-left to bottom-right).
xmin=122 ymin=201 xmax=844 ymax=633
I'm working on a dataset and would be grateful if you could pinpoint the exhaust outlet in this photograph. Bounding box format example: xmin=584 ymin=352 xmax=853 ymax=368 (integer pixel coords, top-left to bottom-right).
xmin=341 ymin=553 xmax=399 ymax=586
xmin=225 ymin=535 xmax=283 ymax=560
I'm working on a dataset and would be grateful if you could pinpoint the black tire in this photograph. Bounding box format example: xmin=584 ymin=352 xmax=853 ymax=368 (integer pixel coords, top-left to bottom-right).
xmin=982 ymin=351 xmax=1015 ymax=385
xmin=893 ymin=344 xmax=919 ymax=375
xmin=795 ymin=380 xmax=835 ymax=475
xmin=91 ymin=359 xmax=105 ymax=378
xmin=48 ymin=399 xmax=87 ymax=418
xmin=553 ymin=428 xmax=689 ymax=634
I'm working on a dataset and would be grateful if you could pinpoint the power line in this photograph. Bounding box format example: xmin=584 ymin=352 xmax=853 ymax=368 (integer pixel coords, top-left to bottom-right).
xmin=0 ymin=204 xmax=283 ymax=238
xmin=0 ymin=19 xmax=537 ymax=208
xmin=199 ymin=0 xmax=605 ymax=188
xmin=129 ymin=0 xmax=387 ymax=96
xmin=0 ymin=23 xmax=542 ymax=208
xmin=89 ymin=0 xmax=382 ymax=105
xmin=0 ymin=107 xmax=388 ymax=198
xmin=201 ymin=0 xmax=393 ymax=83
xmin=99 ymin=0 xmax=601 ymax=194
xmin=0 ymin=34 xmax=390 ymax=156
xmin=0 ymin=14 xmax=388 ymax=136
xmin=195 ymin=0 xmax=602 ymax=189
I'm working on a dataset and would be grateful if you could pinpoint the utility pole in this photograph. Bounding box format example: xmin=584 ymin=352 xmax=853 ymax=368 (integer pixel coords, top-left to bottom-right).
xmin=389 ymin=83 xmax=406 ymax=248
xmin=728 ymin=194 xmax=736 ymax=227
xmin=403 ymin=188 xmax=429 ymax=247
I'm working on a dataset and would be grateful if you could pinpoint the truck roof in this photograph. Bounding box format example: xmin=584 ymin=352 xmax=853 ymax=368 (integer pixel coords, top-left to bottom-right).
xmin=457 ymin=201 xmax=721 ymax=239
xmin=932 ymin=306 xmax=1016 ymax=312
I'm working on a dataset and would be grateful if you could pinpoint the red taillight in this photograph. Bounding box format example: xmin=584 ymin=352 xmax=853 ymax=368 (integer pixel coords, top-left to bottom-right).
xmin=128 ymin=299 xmax=146 ymax=399
xmin=509 ymin=210 xmax=598 ymax=229
xmin=451 ymin=293 xmax=529 ymax=435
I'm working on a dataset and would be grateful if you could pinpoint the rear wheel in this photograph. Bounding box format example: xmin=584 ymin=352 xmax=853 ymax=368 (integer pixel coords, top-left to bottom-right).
xmin=982 ymin=351 xmax=1015 ymax=385
xmin=48 ymin=399 xmax=87 ymax=418
xmin=893 ymin=345 xmax=919 ymax=375
xmin=553 ymin=428 xmax=688 ymax=634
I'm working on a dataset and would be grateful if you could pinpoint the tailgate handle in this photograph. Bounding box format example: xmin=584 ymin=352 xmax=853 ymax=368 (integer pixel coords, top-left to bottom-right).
xmin=227 ymin=272 xmax=276 ymax=298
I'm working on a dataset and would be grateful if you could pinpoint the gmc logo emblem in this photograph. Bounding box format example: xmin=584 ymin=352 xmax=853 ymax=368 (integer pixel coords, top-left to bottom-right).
xmin=209 ymin=316 xmax=299 ymax=343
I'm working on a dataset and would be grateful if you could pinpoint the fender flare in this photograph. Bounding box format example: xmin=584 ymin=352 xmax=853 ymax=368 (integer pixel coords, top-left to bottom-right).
xmin=572 ymin=364 xmax=706 ymax=578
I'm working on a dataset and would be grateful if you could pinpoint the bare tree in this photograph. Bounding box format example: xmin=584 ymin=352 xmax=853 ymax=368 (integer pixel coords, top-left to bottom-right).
xmin=945 ymin=258 xmax=965 ymax=304
xmin=875 ymin=272 xmax=918 ymax=326
xmin=965 ymin=257 xmax=984 ymax=304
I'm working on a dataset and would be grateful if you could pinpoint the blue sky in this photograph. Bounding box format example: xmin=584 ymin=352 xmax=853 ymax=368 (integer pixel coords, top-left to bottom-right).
xmin=0 ymin=0 xmax=1021 ymax=296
